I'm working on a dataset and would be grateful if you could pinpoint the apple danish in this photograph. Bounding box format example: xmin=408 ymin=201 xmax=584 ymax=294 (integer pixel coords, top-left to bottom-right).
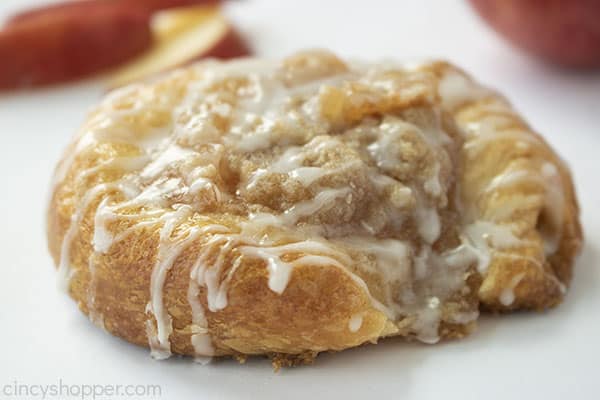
xmin=47 ymin=50 xmax=582 ymax=365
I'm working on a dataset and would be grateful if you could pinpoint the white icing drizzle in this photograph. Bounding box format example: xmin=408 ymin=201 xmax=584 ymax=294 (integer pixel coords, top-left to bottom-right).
xmin=187 ymin=280 xmax=215 ymax=362
xmin=334 ymin=237 xmax=411 ymax=318
xmin=244 ymin=137 xmax=350 ymax=190
xmin=424 ymin=163 xmax=442 ymax=197
xmin=190 ymin=235 xmax=235 ymax=313
xmin=187 ymin=224 xmax=231 ymax=358
xmin=410 ymin=298 xmax=442 ymax=344
xmin=438 ymin=71 xmax=488 ymax=110
xmin=348 ymin=313 xmax=364 ymax=333
xmin=415 ymin=203 xmax=441 ymax=244
xmin=481 ymin=161 xmax=565 ymax=256
xmin=57 ymin=183 xmax=116 ymax=291
xmin=366 ymin=114 xmax=448 ymax=247
xmin=462 ymin=221 xmax=525 ymax=273
xmin=57 ymin=156 xmax=154 ymax=291
xmin=86 ymin=256 xmax=104 ymax=329
xmin=485 ymin=169 xmax=546 ymax=193
xmin=440 ymin=67 xmax=569 ymax=298
xmin=485 ymin=162 xmax=565 ymax=255
xmin=499 ymin=272 xmax=526 ymax=306
xmin=449 ymin=310 xmax=479 ymax=325
xmin=282 ymin=188 xmax=351 ymax=225
xmin=240 ymin=241 xmax=351 ymax=294
xmin=147 ymin=206 xmax=197 ymax=359
xmin=140 ymin=143 xmax=195 ymax=180
xmin=332 ymin=236 xmax=465 ymax=344
xmin=464 ymin=125 xmax=543 ymax=157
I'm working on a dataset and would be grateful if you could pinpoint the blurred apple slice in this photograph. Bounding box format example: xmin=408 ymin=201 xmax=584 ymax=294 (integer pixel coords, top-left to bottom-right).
xmin=0 ymin=3 xmax=152 ymax=90
xmin=108 ymin=6 xmax=250 ymax=87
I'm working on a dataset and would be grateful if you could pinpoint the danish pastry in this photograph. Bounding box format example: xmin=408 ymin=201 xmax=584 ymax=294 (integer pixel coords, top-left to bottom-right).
xmin=47 ymin=50 xmax=582 ymax=365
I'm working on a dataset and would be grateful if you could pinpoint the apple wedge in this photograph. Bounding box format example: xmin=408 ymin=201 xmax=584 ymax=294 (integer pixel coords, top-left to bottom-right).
xmin=469 ymin=0 xmax=600 ymax=68
xmin=0 ymin=4 xmax=152 ymax=90
xmin=108 ymin=6 xmax=250 ymax=87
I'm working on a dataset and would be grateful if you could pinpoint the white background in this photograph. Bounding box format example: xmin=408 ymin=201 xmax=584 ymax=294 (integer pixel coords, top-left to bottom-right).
xmin=1 ymin=1 xmax=599 ymax=399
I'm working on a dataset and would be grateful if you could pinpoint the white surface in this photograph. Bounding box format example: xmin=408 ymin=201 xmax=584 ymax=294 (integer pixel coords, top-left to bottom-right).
xmin=1 ymin=1 xmax=599 ymax=399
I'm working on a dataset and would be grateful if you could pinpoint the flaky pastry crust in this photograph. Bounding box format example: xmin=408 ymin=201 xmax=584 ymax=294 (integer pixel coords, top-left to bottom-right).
xmin=47 ymin=50 xmax=582 ymax=364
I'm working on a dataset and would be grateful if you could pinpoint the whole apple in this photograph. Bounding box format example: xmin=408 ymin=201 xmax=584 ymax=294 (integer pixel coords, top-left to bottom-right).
xmin=468 ymin=0 xmax=600 ymax=68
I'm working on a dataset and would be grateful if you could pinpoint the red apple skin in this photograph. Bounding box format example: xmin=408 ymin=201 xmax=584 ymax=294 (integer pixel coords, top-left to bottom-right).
xmin=468 ymin=0 xmax=600 ymax=68
xmin=0 ymin=5 xmax=152 ymax=89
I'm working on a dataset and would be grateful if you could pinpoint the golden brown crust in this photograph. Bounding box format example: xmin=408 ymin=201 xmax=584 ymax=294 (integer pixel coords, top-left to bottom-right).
xmin=48 ymin=180 xmax=395 ymax=357
xmin=47 ymin=51 xmax=582 ymax=363
xmin=437 ymin=65 xmax=583 ymax=310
